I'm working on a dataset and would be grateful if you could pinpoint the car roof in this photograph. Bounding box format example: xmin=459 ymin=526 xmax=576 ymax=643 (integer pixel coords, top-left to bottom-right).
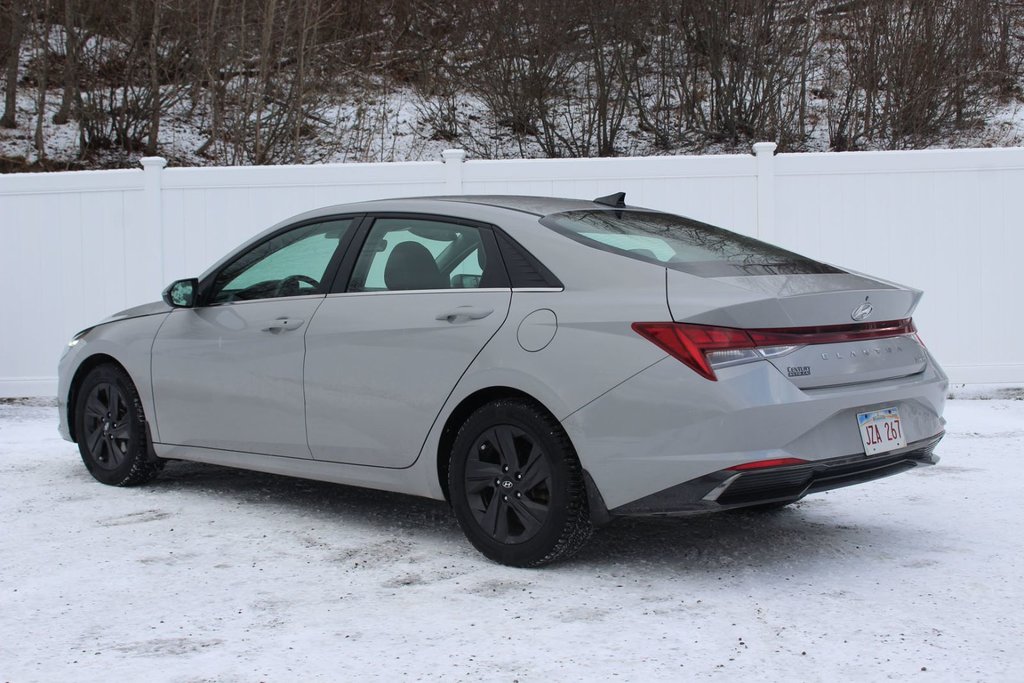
xmin=298 ymin=195 xmax=647 ymax=220
xmin=431 ymin=195 xmax=621 ymax=216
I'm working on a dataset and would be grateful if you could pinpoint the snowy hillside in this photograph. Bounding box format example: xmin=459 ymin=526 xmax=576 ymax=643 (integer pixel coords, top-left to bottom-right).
xmin=4 ymin=1 xmax=1024 ymax=170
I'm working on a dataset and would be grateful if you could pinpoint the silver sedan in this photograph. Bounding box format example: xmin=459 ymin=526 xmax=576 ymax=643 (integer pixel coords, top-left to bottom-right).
xmin=58 ymin=194 xmax=947 ymax=566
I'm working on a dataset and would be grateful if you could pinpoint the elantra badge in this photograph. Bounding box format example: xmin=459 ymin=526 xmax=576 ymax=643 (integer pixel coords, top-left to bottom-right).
xmin=851 ymin=299 xmax=873 ymax=321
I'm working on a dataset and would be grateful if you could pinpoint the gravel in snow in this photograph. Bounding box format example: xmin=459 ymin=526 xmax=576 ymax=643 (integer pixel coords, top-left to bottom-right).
xmin=1 ymin=397 xmax=1022 ymax=681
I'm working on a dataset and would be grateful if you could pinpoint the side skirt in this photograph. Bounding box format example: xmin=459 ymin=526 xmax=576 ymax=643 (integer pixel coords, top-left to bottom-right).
xmin=153 ymin=443 xmax=445 ymax=501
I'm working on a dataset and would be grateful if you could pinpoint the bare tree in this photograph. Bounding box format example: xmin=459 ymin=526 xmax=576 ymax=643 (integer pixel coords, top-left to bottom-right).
xmin=675 ymin=0 xmax=819 ymax=150
xmin=5 ymin=0 xmax=1024 ymax=168
xmin=144 ymin=0 xmax=161 ymax=155
xmin=820 ymin=0 xmax=1023 ymax=150
xmin=52 ymin=0 xmax=82 ymax=125
xmin=1 ymin=0 xmax=25 ymax=128
xmin=32 ymin=0 xmax=51 ymax=158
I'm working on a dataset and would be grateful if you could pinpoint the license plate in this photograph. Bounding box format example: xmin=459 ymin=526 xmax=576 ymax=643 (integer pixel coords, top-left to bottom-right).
xmin=857 ymin=407 xmax=907 ymax=456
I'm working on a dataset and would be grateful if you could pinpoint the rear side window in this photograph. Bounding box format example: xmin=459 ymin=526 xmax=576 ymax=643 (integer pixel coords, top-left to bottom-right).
xmin=539 ymin=210 xmax=842 ymax=277
xmin=347 ymin=217 xmax=505 ymax=292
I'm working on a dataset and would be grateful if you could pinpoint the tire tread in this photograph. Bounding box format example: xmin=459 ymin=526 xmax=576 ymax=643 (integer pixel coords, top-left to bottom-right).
xmin=450 ymin=398 xmax=592 ymax=567
xmin=75 ymin=364 xmax=162 ymax=487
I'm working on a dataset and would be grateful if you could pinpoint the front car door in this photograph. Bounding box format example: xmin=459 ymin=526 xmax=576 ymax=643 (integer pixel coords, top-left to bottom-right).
xmin=151 ymin=217 xmax=357 ymax=457
xmin=304 ymin=215 xmax=511 ymax=467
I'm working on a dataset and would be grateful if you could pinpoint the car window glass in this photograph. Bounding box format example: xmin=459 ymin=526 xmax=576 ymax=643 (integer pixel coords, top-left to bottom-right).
xmin=450 ymin=249 xmax=484 ymax=281
xmin=540 ymin=210 xmax=843 ymax=277
xmin=210 ymin=219 xmax=352 ymax=303
xmin=348 ymin=218 xmax=487 ymax=291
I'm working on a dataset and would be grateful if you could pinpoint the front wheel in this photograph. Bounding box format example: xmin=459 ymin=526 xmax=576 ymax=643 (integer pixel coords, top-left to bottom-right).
xmin=448 ymin=399 xmax=592 ymax=567
xmin=74 ymin=364 xmax=162 ymax=486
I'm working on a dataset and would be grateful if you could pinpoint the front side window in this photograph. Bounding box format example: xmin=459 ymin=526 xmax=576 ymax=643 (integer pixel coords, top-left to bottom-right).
xmin=209 ymin=218 xmax=353 ymax=304
xmin=348 ymin=218 xmax=496 ymax=292
xmin=540 ymin=210 xmax=842 ymax=277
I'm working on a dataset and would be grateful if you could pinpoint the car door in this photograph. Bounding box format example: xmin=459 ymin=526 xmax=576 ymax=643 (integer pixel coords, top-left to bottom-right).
xmin=304 ymin=215 xmax=512 ymax=467
xmin=151 ymin=217 xmax=357 ymax=457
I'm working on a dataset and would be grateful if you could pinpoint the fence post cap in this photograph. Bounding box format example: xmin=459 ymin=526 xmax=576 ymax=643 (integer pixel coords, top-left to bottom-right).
xmin=752 ymin=142 xmax=778 ymax=157
xmin=140 ymin=156 xmax=168 ymax=170
xmin=441 ymin=149 xmax=466 ymax=163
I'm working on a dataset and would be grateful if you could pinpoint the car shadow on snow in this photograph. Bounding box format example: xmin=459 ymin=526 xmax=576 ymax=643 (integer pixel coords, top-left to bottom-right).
xmin=142 ymin=459 xmax=928 ymax=573
xmin=573 ymin=502 xmax=920 ymax=572
xmin=151 ymin=459 xmax=461 ymax=534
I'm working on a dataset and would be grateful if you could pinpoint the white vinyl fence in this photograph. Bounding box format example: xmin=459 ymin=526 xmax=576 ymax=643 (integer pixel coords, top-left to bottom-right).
xmin=1 ymin=144 xmax=1021 ymax=397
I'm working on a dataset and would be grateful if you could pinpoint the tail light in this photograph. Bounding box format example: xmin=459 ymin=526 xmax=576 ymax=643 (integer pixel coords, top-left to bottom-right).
xmin=728 ymin=457 xmax=808 ymax=471
xmin=632 ymin=319 xmax=916 ymax=381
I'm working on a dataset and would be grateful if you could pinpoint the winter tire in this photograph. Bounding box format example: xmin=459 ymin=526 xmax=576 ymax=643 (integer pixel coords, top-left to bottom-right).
xmin=449 ymin=399 xmax=592 ymax=567
xmin=74 ymin=364 xmax=162 ymax=486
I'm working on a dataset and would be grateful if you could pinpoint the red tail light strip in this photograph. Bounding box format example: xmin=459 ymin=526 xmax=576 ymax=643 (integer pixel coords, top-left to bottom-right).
xmin=745 ymin=319 xmax=916 ymax=345
xmin=632 ymin=319 xmax=916 ymax=381
xmin=728 ymin=457 xmax=809 ymax=471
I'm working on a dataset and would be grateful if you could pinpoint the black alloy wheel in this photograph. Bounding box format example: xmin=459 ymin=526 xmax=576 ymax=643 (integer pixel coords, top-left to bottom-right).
xmin=465 ymin=424 xmax=553 ymax=544
xmin=74 ymin=364 xmax=162 ymax=486
xmin=449 ymin=399 xmax=592 ymax=567
xmin=81 ymin=381 xmax=131 ymax=471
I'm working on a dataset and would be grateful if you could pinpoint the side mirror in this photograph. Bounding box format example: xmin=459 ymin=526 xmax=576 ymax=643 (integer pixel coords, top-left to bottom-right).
xmin=162 ymin=278 xmax=199 ymax=308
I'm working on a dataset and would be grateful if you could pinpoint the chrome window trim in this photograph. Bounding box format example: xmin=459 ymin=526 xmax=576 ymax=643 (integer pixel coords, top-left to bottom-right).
xmin=201 ymin=294 xmax=327 ymax=308
xmin=325 ymin=288 xmax=513 ymax=298
xmin=323 ymin=287 xmax=564 ymax=298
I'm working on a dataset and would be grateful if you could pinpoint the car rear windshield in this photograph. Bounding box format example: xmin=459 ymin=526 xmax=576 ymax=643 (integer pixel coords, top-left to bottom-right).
xmin=539 ymin=210 xmax=842 ymax=277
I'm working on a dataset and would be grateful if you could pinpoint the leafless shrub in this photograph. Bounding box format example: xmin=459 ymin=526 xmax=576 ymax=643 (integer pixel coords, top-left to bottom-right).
xmin=820 ymin=0 xmax=1024 ymax=150
xmin=0 ymin=0 xmax=26 ymax=129
xmin=3 ymin=0 xmax=1024 ymax=166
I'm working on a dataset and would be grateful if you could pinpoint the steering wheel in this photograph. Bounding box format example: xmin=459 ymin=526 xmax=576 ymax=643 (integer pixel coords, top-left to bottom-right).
xmin=274 ymin=274 xmax=320 ymax=297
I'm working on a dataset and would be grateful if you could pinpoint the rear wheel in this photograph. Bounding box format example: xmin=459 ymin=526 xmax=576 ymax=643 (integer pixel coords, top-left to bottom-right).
xmin=448 ymin=399 xmax=592 ymax=567
xmin=74 ymin=364 xmax=162 ymax=486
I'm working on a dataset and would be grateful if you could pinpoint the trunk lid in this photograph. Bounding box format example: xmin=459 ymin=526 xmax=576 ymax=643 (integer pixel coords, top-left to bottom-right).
xmin=666 ymin=270 xmax=928 ymax=388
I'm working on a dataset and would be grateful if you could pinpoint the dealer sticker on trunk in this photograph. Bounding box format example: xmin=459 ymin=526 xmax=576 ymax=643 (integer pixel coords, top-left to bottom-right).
xmin=857 ymin=407 xmax=907 ymax=456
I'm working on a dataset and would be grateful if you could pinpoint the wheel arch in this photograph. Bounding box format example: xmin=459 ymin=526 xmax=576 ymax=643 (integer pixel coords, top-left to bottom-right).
xmin=436 ymin=386 xmax=558 ymax=502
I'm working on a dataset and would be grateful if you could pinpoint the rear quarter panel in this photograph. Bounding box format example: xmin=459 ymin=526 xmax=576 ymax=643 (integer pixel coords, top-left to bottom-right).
xmin=413 ymin=214 xmax=676 ymax=494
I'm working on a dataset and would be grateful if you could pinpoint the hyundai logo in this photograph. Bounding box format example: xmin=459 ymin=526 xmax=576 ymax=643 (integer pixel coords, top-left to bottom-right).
xmin=851 ymin=300 xmax=873 ymax=321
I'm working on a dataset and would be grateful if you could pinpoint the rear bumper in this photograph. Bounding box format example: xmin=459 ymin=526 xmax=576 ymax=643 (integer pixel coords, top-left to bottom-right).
xmin=609 ymin=433 xmax=942 ymax=516
xmin=563 ymin=352 xmax=948 ymax=512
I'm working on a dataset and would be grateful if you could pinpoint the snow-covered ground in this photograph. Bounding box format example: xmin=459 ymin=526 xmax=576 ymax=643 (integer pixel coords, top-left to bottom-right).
xmin=1 ymin=396 xmax=1022 ymax=682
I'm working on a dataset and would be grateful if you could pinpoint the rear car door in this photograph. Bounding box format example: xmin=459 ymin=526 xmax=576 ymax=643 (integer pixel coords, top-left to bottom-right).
xmin=151 ymin=217 xmax=357 ymax=457
xmin=304 ymin=215 xmax=511 ymax=467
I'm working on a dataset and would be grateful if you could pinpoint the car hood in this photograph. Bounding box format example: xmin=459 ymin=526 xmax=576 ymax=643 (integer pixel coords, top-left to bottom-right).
xmin=98 ymin=300 xmax=171 ymax=325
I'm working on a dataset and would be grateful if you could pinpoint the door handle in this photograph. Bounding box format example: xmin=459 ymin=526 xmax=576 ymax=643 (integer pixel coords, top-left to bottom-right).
xmin=435 ymin=306 xmax=494 ymax=323
xmin=261 ymin=317 xmax=305 ymax=332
